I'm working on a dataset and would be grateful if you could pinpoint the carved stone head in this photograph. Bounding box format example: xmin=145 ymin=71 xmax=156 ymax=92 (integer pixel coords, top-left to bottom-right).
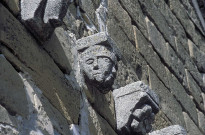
xmin=76 ymin=32 xmax=121 ymax=93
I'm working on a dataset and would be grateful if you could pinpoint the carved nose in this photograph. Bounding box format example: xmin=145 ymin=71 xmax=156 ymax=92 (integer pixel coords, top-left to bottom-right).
xmin=93 ymin=60 xmax=99 ymax=70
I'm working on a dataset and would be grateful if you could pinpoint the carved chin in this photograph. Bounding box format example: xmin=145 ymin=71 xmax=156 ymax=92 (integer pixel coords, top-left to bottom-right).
xmin=84 ymin=74 xmax=115 ymax=93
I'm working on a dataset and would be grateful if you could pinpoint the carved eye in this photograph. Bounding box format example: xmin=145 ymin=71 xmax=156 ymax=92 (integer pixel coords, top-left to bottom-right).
xmin=86 ymin=59 xmax=94 ymax=64
xmin=103 ymin=57 xmax=111 ymax=63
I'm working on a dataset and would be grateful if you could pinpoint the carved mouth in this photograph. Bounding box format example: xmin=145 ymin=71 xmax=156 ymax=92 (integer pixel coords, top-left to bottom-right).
xmin=93 ymin=73 xmax=101 ymax=75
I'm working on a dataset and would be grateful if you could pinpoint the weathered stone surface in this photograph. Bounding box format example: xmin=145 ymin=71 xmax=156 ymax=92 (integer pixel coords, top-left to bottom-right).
xmin=138 ymin=0 xmax=176 ymax=50
xmin=113 ymin=81 xmax=159 ymax=135
xmin=198 ymin=110 xmax=205 ymax=133
xmin=79 ymin=92 xmax=117 ymax=135
xmin=44 ymin=0 xmax=70 ymax=26
xmin=145 ymin=17 xmax=188 ymax=88
xmin=117 ymin=0 xmax=148 ymax=37
xmin=149 ymin=125 xmax=187 ymax=135
xmin=0 ymin=105 xmax=17 ymax=127
xmin=0 ymin=125 xmax=19 ymax=135
xmin=21 ymin=0 xmax=53 ymax=41
xmin=44 ymin=27 xmax=72 ymax=74
xmin=0 ymin=4 xmax=80 ymax=124
xmin=134 ymin=26 xmax=170 ymax=88
xmin=107 ymin=0 xmax=148 ymax=87
xmin=166 ymin=67 xmax=198 ymax=125
xmin=76 ymin=32 xmax=121 ymax=59
xmin=2 ymin=0 xmax=19 ymax=15
xmin=143 ymin=0 xmax=203 ymax=91
xmin=18 ymin=73 xmax=72 ymax=135
xmin=169 ymin=0 xmax=205 ymax=52
xmin=76 ymin=32 xmax=121 ymax=93
xmin=0 ymin=54 xmax=29 ymax=117
xmin=148 ymin=66 xmax=186 ymax=128
xmin=152 ymin=110 xmax=172 ymax=131
xmin=79 ymin=0 xmax=99 ymax=28
xmin=21 ymin=0 xmax=69 ymax=41
xmin=183 ymin=112 xmax=203 ymax=135
xmin=188 ymin=39 xmax=205 ymax=73
xmin=185 ymin=70 xmax=204 ymax=110
xmin=180 ymin=0 xmax=205 ymax=35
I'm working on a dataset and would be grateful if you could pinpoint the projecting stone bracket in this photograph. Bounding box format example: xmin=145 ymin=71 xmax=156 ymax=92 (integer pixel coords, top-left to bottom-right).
xmin=113 ymin=81 xmax=159 ymax=135
xmin=20 ymin=0 xmax=71 ymax=41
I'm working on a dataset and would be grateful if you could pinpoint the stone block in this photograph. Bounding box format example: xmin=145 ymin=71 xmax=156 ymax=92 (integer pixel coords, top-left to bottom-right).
xmin=197 ymin=110 xmax=205 ymax=133
xmin=0 ymin=55 xmax=29 ymax=117
xmin=145 ymin=17 xmax=188 ymax=88
xmin=44 ymin=0 xmax=70 ymax=26
xmin=183 ymin=112 xmax=203 ymax=135
xmin=149 ymin=125 xmax=187 ymax=135
xmin=188 ymin=39 xmax=205 ymax=73
xmin=148 ymin=66 xmax=186 ymax=128
xmin=0 ymin=4 xmax=80 ymax=124
xmin=21 ymin=0 xmax=54 ymax=41
xmin=166 ymin=67 xmax=198 ymax=125
xmin=79 ymin=0 xmax=98 ymax=27
xmin=0 ymin=105 xmax=17 ymax=127
xmin=169 ymin=0 xmax=205 ymax=52
xmin=44 ymin=27 xmax=72 ymax=74
xmin=21 ymin=0 xmax=70 ymax=41
xmin=79 ymin=92 xmax=117 ymax=135
xmin=141 ymin=0 xmax=201 ymax=90
xmin=117 ymin=0 xmax=148 ymax=37
xmin=138 ymin=0 xmax=176 ymax=49
xmin=19 ymin=73 xmax=72 ymax=135
xmin=2 ymin=0 xmax=20 ymax=15
xmin=152 ymin=110 xmax=172 ymax=130
xmin=185 ymin=70 xmax=204 ymax=110
xmin=113 ymin=81 xmax=159 ymax=134
xmin=179 ymin=0 xmax=205 ymax=35
xmin=134 ymin=26 xmax=169 ymax=88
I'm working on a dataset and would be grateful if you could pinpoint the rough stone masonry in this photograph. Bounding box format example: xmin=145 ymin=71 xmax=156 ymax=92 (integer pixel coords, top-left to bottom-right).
xmin=0 ymin=0 xmax=205 ymax=135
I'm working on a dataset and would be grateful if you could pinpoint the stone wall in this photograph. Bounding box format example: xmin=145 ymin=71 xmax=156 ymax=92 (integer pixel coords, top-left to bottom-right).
xmin=0 ymin=0 xmax=205 ymax=135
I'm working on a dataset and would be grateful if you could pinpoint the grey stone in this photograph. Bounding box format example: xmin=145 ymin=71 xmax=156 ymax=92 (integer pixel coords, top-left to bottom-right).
xmin=149 ymin=125 xmax=187 ymax=135
xmin=96 ymin=2 xmax=108 ymax=32
xmin=113 ymin=81 xmax=159 ymax=135
xmin=188 ymin=39 xmax=205 ymax=73
xmin=117 ymin=0 xmax=148 ymax=37
xmin=166 ymin=68 xmax=199 ymax=125
xmin=138 ymin=0 xmax=176 ymax=50
xmin=169 ymin=0 xmax=205 ymax=52
xmin=0 ymin=125 xmax=19 ymax=135
xmin=0 ymin=4 xmax=80 ymax=124
xmin=0 ymin=105 xmax=17 ymax=127
xmin=21 ymin=0 xmax=54 ymax=41
xmin=2 ymin=0 xmax=20 ymax=15
xmin=43 ymin=0 xmax=70 ymax=27
xmin=18 ymin=73 xmax=72 ymax=135
xmin=183 ymin=112 xmax=203 ymax=135
xmin=0 ymin=54 xmax=29 ymax=117
xmin=44 ymin=27 xmax=72 ymax=74
xmin=21 ymin=0 xmax=70 ymax=41
xmin=79 ymin=91 xmax=118 ymax=135
xmin=180 ymin=0 xmax=205 ymax=35
xmin=148 ymin=67 xmax=186 ymax=128
xmin=79 ymin=0 xmax=99 ymax=28
xmin=76 ymin=32 xmax=121 ymax=93
xmin=197 ymin=110 xmax=205 ymax=133
xmin=185 ymin=70 xmax=203 ymax=110
xmin=76 ymin=32 xmax=121 ymax=59
xmin=145 ymin=17 xmax=188 ymax=88
xmin=133 ymin=26 xmax=170 ymax=89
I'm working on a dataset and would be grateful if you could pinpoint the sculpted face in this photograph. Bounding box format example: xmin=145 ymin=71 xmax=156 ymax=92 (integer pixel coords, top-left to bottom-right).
xmin=80 ymin=45 xmax=117 ymax=92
